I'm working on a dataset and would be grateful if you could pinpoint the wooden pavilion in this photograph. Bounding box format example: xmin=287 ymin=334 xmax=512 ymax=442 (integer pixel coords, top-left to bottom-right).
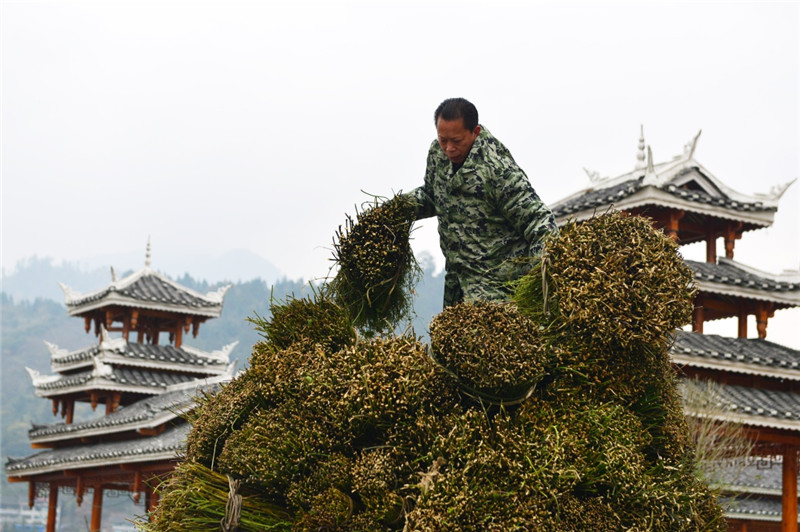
xmin=5 ymin=250 xmax=236 ymax=532
xmin=550 ymin=128 xmax=800 ymax=532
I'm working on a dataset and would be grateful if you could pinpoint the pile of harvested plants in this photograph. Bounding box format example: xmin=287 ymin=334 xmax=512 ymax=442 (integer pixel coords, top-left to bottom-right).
xmin=141 ymin=210 xmax=724 ymax=532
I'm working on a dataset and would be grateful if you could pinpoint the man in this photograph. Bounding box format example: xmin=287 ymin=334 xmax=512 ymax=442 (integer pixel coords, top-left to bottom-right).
xmin=406 ymin=98 xmax=557 ymax=307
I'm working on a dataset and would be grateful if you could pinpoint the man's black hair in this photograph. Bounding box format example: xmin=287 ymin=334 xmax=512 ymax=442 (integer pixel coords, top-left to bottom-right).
xmin=434 ymin=98 xmax=479 ymax=131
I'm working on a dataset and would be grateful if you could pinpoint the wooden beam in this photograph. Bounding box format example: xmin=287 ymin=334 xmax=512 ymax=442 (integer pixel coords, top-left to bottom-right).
xmin=47 ymin=484 xmax=58 ymax=532
xmin=91 ymin=487 xmax=103 ymax=532
xmin=84 ymin=316 xmax=92 ymax=333
xmin=784 ymin=446 xmax=798 ymax=532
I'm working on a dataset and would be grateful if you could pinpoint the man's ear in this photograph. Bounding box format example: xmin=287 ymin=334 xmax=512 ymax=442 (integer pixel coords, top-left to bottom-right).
xmin=472 ymin=125 xmax=482 ymax=138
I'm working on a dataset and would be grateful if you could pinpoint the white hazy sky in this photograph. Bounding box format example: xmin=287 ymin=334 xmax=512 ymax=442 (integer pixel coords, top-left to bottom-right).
xmin=2 ymin=1 xmax=798 ymax=346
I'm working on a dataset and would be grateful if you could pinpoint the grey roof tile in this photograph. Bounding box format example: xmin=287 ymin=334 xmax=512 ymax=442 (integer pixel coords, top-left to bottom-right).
xmin=6 ymin=424 xmax=189 ymax=475
xmin=688 ymin=260 xmax=800 ymax=293
xmin=28 ymin=383 xmax=219 ymax=439
xmin=682 ymin=380 xmax=800 ymax=426
xmin=35 ymin=366 xmax=201 ymax=392
xmin=52 ymin=342 xmax=227 ymax=368
xmin=552 ymin=174 xmax=773 ymax=218
xmin=672 ymin=331 xmax=800 ymax=373
xmin=720 ymin=495 xmax=796 ymax=523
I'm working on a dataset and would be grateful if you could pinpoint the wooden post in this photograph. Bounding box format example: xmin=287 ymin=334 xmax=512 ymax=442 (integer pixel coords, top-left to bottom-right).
xmin=667 ymin=209 xmax=685 ymax=241
xmin=28 ymin=481 xmax=35 ymax=509
xmin=122 ymin=313 xmax=130 ymax=341
xmin=47 ymin=484 xmax=58 ymax=532
xmin=175 ymin=320 xmax=183 ymax=348
xmin=737 ymin=303 xmax=748 ymax=339
xmin=76 ymin=475 xmax=84 ymax=506
xmin=65 ymin=400 xmax=74 ymax=425
xmin=148 ymin=489 xmax=160 ymax=514
xmin=693 ymin=295 xmax=704 ymax=333
xmin=783 ymin=445 xmax=798 ymax=532
xmin=106 ymin=392 xmax=121 ymax=415
xmin=705 ymin=233 xmax=717 ymax=263
xmin=133 ymin=470 xmax=142 ymax=504
xmin=91 ymin=487 xmax=103 ymax=532
xmin=84 ymin=316 xmax=92 ymax=333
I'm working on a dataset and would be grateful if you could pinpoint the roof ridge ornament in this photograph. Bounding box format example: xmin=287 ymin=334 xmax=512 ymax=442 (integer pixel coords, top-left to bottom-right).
xmin=583 ymin=167 xmax=606 ymax=184
xmin=44 ymin=341 xmax=69 ymax=360
xmin=635 ymin=125 xmax=646 ymax=170
xmin=145 ymin=236 xmax=152 ymax=269
xmin=58 ymin=282 xmax=79 ymax=304
xmin=206 ymin=284 xmax=232 ymax=303
xmin=110 ymin=266 xmax=117 ymax=283
xmin=684 ymin=129 xmax=702 ymax=160
xmin=757 ymin=178 xmax=796 ymax=201
xmin=25 ymin=367 xmax=60 ymax=387
xmin=99 ymin=325 xmax=127 ymax=351
xmin=92 ymin=357 xmax=114 ymax=379
xmin=642 ymin=146 xmax=659 ymax=186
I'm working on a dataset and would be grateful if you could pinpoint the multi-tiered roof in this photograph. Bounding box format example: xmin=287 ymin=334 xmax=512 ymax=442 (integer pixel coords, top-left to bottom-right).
xmin=551 ymin=129 xmax=799 ymax=532
xmin=6 ymin=249 xmax=235 ymax=532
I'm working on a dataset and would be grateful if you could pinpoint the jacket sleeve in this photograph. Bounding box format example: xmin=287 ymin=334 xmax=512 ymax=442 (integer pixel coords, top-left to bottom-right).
xmin=403 ymin=141 xmax=439 ymax=221
xmin=492 ymin=166 xmax=558 ymax=256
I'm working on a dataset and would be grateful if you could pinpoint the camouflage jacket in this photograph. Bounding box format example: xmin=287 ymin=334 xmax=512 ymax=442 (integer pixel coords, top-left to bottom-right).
xmin=407 ymin=126 xmax=556 ymax=307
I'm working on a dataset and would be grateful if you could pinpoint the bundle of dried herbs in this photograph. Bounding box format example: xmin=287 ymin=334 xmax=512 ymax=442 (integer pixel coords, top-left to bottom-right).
xmin=331 ymin=195 xmax=420 ymax=334
xmin=140 ymin=461 xmax=292 ymax=532
xmin=514 ymin=211 xmax=695 ymax=350
xmin=249 ymin=287 xmax=356 ymax=354
xmin=429 ymin=301 xmax=550 ymax=402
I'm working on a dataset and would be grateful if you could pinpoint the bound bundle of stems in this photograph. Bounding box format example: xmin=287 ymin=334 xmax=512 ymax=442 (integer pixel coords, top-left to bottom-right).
xmin=331 ymin=194 xmax=420 ymax=334
xmin=140 ymin=461 xmax=292 ymax=531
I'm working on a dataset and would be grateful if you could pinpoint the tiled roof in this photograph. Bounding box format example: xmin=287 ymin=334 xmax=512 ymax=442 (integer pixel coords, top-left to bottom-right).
xmin=720 ymin=495 xmax=795 ymax=523
xmin=552 ymin=178 xmax=644 ymax=218
xmin=703 ymin=456 xmax=784 ymax=495
xmin=550 ymin=156 xmax=780 ymax=222
xmin=688 ymin=260 xmax=800 ymax=294
xmin=51 ymin=341 xmax=229 ymax=371
xmin=33 ymin=366 xmax=202 ymax=395
xmin=62 ymin=268 xmax=228 ymax=317
xmin=671 ymin=331 xmax=800 ymax=380
xmin=28 ymin=382 xmax=220 ymax=442
xmin=681 ymin=380 xmax=800 ymax=431
xmin=6 ymin=423 xmax=189 ymax=477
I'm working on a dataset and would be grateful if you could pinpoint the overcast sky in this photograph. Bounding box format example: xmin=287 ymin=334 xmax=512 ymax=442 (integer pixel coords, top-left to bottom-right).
xmin=2 ymin=1 xmax=798 ymax=345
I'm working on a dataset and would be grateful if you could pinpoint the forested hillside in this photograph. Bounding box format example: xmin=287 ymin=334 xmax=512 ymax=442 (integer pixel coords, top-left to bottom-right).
xmin=0 ymin=256 xmax=444 ymax=508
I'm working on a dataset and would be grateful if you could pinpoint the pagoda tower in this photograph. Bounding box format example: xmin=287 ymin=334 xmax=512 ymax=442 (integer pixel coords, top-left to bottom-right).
xmin=550 ymin=128 xmax=800 ymax=532
xmin=5 ymin=248 xmax=237 ymax=532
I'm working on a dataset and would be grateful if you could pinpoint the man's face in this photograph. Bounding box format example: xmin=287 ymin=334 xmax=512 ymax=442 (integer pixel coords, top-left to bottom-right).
xmin=436 ymin=118 xmax=481 ymax=164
